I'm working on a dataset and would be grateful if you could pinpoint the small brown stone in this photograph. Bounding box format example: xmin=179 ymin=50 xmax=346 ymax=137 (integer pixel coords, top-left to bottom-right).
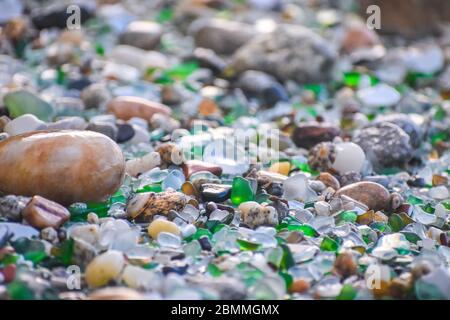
xmin=198 ymin=98 xmax=220 ymax=116
xmin=411 ymin=260 xmax=434 ymax=280
xmin=289 ymin=279 xmax=310 ymax=294
xmin=22 ymin=196 xmax=70 ymax=230
xmin=340 ymin=22 xmax=380 ymax=53
xmin=292 ymin=122 xmax=340 ymax=149
xmin=395 ymin=203 xmax=414 ymax=215
xmin=181 ymin=160 xmax=223 ymax=179
xmin=388 ymin=275 xmax=413 ymax=300
xmin=0 ymin=116 xmax=11 ymax=132
xmin=333 ymin=251 xmax=358 ymax=278
xmin=432 ymin=174 xmax=448 ymax=186
xmin=334 ymin=181 xmax=391 ymax=211
xmin=372 ymin=280 xmax=391 ymax=300
xmin=284 ymin=231 xmax=304 ymax=244
xmin=156 ymin=143 xmax=184 ymax=166
xmin=107 ymin=96 xmax=171 ymax=122
xmin=317 ymin=172 xmax=340 ymax=190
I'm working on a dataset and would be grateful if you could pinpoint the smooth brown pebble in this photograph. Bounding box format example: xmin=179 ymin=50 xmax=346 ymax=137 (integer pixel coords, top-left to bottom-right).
xmin=181 ymin=160 xmax=223 ymax=179
xmin=23 ymin=196 xmax=70 ymax=230
xmin=290 ymin=279 xmax=310 ymax=294
xmin=0 ymin=130 xmax=125 ymax=205
xmin=107 ymin=96 xmax=171 ymax=122
xmin=334 ymin=181 xmax=390 ymax=211
xmin=292 ymin=122 xmax=340 ymax=149
xmin=317 ymin=172 xmax=340 ymax=190
xmin=333 ymin=251 xmax=357 ymax=278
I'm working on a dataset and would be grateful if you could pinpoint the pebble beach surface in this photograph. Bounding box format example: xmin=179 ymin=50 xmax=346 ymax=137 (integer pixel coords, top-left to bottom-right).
xmin=0 ymin=0 xmax=449 ymax=300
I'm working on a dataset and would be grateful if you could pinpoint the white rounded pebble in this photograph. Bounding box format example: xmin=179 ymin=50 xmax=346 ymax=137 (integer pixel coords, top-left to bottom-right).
xmin=181 ymin=224 xmax=197 ymax=238
xmin=4 ymin=114 xmax=46 ymax=136
xmin=125 ymin=151 xmax=161 ymax=177
xmin=332 ymin=142 xmax=366 ymax=174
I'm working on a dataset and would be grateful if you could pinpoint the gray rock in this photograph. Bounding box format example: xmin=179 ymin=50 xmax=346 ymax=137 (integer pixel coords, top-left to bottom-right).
xmin=192 ymin=47 xmax=227 ymax=74
xmin=339 ymin=171 xmax=362 ymax=187
xmin=237 ymin=70 xmax=278 ymax=94
xmin=47 ymin=117 xmax=88 ymax=131
xmin=81 ymin=83 xmax=111 ymax=109
xmin=72 ymin=238 xmax=97 ymax=269
xmin=0 ymin=195 xmax=30 ymax=221
xmin=0 ymin=222 xmax=38 ymax=241
xmin=120 ymin=21 xmax=163 ymax=50
xmin=230 ymin=25 xmax=337 ymax=83
xmin=372 ymin=113 xmax=423 ymax=148
xmin=363 ymin=175 xmax=390 ymax=188
xmin=353 ymin=122 xmax=413 ymax=170
xmin=86 ymin=122 xmax=118 ymax=141
xmin=237 ymin=70 xmax=289 ymax=107
xmin=190 ymin=18 xmax=256 ymax=55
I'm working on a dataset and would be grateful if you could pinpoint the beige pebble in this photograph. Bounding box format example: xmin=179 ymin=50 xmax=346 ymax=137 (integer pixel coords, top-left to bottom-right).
xmin=147 ymin=219 xmax=181 ymax=239
xmin=107 ymin=96 xmax=171 ymax=122
xmin=85 ymin=250 xmax=125 ymax=288
xmin=0 ymin=130 xmax=125 ymax=205
xmin=317 ymin=172 xmax=340 ymax=190
xmin=334 ymin=181 xmax=391 ymax=211
xmin=125 ymin=151 xmax=161 ymax=177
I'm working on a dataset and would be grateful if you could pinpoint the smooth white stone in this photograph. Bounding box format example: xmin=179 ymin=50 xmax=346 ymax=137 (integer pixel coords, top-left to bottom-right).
xmin=4 ymin=114 xmax=46 ymax=136
xmin=181 ymin=224 xmax=197 ymax=238
xmin=332 ymin=142 xmax=366 ymax=174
